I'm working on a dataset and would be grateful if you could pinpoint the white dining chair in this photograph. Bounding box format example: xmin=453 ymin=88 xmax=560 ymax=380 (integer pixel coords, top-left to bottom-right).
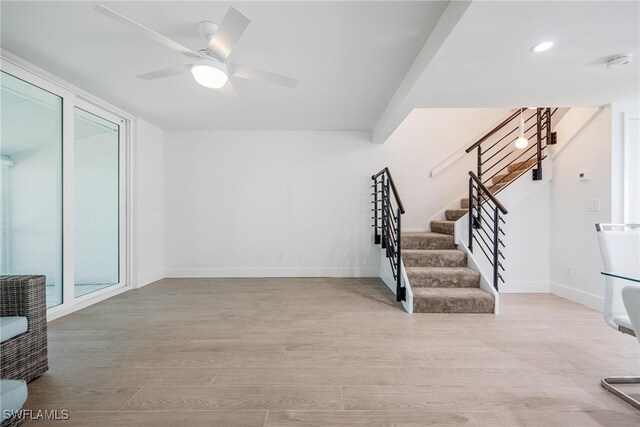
xmin=595 ymin=223 xmax=640 ymax=410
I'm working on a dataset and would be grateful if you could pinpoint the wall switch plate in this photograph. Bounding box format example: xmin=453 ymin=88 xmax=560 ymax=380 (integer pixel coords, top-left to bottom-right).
xmin=587 ymin=199 xmax=601 ymax=212
xmin=578 ymin=170 xmax=592 ymax=181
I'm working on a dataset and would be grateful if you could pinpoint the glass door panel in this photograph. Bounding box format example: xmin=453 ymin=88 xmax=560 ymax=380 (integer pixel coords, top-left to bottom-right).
xmin=74 ymin=107 xmax=120 ymax=297
xmin=0 ymin=71 xmax=63 ymax=308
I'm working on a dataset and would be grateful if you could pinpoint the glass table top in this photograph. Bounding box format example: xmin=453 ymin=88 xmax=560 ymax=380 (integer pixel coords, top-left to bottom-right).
xmin=602 ymin=272 xmax=640 ymax=283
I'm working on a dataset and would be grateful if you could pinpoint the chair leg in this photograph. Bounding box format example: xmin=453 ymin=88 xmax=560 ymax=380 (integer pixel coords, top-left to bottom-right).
xmin=601 ymin=376 xmax=640 ymax=410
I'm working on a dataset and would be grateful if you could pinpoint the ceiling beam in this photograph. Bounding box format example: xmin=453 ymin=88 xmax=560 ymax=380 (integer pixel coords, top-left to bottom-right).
xmin=372 ymin=0 xmax=472 ymax=144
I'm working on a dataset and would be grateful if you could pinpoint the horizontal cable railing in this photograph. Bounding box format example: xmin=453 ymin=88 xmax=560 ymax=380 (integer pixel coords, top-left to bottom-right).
xmin=468 ymin=171 xmax=508 ymax=291
xmin=466 ymin=108 xmax=558 ymax=194
xmin=463 ymin=107 xmax=558 ymax=292
xmin=372 ymin=167 xmax=406 ymax=302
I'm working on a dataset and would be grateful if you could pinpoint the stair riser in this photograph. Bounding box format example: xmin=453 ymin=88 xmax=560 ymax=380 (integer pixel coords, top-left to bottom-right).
xmin=407 ymin=272 xmax=480 ymax=288
xmin=403 ymin=252 xmax=467 ymax=268
xmin=430 ymin=221 xmax=454 ymax=236
xmin=402 ymin=237 xmax=455 ymax=250
xmin=413 ymin=297 xmax=494 ymax=313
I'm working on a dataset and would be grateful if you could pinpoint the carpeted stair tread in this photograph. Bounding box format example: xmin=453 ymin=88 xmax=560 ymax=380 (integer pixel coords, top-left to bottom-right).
xmin=491 ymin=169 xmax=521 ymax=186
xmin=430 ymin=220 xmax=455 ymax=236
xmin=445 ymin=209 xmax=468 ymax=221
xmin=402 ymin=232 xmax=455 ymax=250
xmin=402 ymin=249 xmax=467 ymax=268
xmin=461 ymin=198 xmax=470 ymax=209
xmin=412 ymin=288 xmax=494 ymax=313
xmin=507 ymin=158 xmax=537 ymax=173
xmin=406 ymin=266 xmax=480 ymax=288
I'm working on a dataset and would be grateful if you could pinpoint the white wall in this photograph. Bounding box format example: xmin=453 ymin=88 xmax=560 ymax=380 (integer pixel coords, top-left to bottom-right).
xmin=549 ymin=107 xmax=612 ymax=310
xmin=162 ymin=109 xmax=512 ymax=278
xmin=380 ymin=108 xmax=511 ymax=230
xmin=133 ymin=118 xmax=165 ymax=287
xmin=163 ymin=131 xmax=379 ymax=277
xmin=501 ymin=182 xmax=551 ymax=293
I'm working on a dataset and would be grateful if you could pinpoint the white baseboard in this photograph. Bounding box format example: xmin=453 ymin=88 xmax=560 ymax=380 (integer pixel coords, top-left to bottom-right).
xmin=135 ymin=269 xmax=165 ymax=288
xmin=164 ymin=267 xmax=379 ymax=278
xmin=47 ymin=285 xmax=130 ymax=321
xmin=501 ymin=281 xmax=550 ymax=293
xmin=550 ymin=281 xmax=604 ymax=312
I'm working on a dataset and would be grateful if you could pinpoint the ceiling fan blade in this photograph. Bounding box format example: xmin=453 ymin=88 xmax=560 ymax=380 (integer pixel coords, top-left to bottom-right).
xmin=228 ymin=63 xmax=299 ymax=88
xmin=137 ymin=65 xmax=191 ymax=80
xmin=95 ymin=4 xmax=200 ymax=59
xmin=206 ymin=7 xmax=251 ymax=62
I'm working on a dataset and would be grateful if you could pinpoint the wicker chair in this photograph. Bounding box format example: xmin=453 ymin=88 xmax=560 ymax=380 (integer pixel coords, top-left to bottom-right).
xmin=0 ymin=275 xmax=48 ymax=383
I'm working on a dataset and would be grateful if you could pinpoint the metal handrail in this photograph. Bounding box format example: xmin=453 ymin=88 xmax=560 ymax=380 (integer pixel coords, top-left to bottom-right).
xmin=465 ymin=109 xmax=523 ymax=153
xmin=372 ymin=168 xmax=406 ymax=302
xmin=372 ymin=167 xmax=405 ymax=214
xmin=468 ymin=172 xmax=508 ymax=214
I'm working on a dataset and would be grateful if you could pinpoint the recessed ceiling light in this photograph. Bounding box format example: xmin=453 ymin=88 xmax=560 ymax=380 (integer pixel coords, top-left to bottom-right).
xmin=607 ymin=55 xmax=632 ymax=69
xmin=531 ymin=41 xmax=554 ymax=53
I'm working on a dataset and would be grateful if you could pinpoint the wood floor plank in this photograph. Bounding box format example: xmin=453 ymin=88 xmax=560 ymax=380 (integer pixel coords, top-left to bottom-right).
xmin=265 ymin=410 xmax=504 ymax=426
xmin=122 ymin=385 xmax=343 ymax=411
xmin=213 ymin=367 xmax=403 ymax=386
xmin=25 ymin=410 xmax=267 ymax=426
xmin=108 ymin=350 xmax=284 ymax=368
xmin=30 ymin=367 xmax=219 ymax=387
xmin=24 ymin=386 xmax=141 ymax=412
xmin=341 ymin=385 xmax=627 ymax=412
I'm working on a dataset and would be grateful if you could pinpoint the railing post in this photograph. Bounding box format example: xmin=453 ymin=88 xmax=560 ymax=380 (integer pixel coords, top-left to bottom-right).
xmin=545 ymin=107 xmax=551 ymax=146
xmin=396 ymin=207 xmax=404 ymax=302
xmin=476 ymin=146 xmax=482 ymax=227
xmin=534 ymin=108 xmax=543 ymax=180
xmin=493 ymin=206 xmax=500 ymax=291
xmin=381 ymin=176 xmax=388 ymax=250
xmin=468 ymin=177 xmax=473 ymax=252
xmin=373 ymin=177 xmax=380 ymax=244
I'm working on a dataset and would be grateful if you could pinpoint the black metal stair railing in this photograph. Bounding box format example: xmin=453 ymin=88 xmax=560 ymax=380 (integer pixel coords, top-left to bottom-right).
xmin=465 ymin=107 xmax=558 ymax=194
xmin=371 ymin=167 xmax=406 ymax=302
xmin=463 ymin=107 xmax=557 ymax=291
xmin=468 ymin=172 xmax=508 ymax=291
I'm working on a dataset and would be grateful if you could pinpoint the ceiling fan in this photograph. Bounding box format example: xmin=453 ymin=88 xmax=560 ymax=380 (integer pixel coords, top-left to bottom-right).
xmin=94 ymin=4 xmax=298 ymax=90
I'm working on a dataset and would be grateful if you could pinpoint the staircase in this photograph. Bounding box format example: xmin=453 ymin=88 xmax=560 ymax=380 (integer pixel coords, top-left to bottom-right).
xmin=403 ymin=159 xmax=538 ymax=313
xmin=373 ymin=108 xmax=557 ymax=314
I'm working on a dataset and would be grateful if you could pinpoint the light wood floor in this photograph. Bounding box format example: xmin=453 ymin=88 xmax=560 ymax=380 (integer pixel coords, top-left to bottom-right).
xmin=25 ymin=278 xmax=640 ymax=426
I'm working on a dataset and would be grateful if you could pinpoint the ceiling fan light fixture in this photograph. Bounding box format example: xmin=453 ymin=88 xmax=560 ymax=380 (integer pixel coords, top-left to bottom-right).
xmin=531 ymin=40 xmax=554 ymax=53
xmin=191 ymin=58 xmax=228 ymax=89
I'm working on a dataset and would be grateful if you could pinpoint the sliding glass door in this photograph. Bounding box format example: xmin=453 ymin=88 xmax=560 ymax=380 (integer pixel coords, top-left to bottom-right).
xmin=74 ymin=107 xmax=121 ymax=297
xmin=0 ymin=71 xmax=63 ymax=308
xmin=0 ymin=61 xmax=128 ymax=313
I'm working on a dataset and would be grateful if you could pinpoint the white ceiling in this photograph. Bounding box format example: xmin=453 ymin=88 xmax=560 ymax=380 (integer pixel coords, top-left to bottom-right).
xmin=424 ymin=0 xmax=639 ymax=107
xmin=374 ymin=0 xmax=640 ymax=142
xmin=0 ymin=1 xmax=448 ymax=131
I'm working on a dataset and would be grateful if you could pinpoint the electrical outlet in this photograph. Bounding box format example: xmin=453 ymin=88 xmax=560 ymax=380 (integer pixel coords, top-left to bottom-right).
xmin=565 ymin=265 xmax=573 ymax=278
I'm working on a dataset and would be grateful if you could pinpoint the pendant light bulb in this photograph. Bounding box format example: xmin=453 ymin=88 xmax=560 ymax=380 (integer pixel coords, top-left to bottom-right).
xmin=515 ymin=109 xmax=528 ymax=149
